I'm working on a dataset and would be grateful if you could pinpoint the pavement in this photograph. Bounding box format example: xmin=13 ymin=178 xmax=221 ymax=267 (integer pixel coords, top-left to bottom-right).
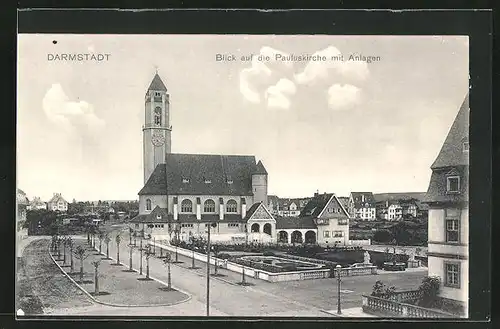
xmin=323 ymin=307 xmax=375 ymax=317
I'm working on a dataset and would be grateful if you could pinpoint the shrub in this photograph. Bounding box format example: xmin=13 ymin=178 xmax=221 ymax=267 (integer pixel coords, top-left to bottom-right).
xmin=371 ymin=280 xmax=397 ymax=299
xmin=218 ymin=253 xmax=232 ymax=260
xmin=373 ymin=229 xmax=393 ymax=243
xmin=417 ymin=276 xmax=441 ymax=308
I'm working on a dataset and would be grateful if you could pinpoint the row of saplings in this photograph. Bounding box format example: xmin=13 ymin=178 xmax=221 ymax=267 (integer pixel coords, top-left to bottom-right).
xmin=49 ymin=231 xmax=176 ymax=296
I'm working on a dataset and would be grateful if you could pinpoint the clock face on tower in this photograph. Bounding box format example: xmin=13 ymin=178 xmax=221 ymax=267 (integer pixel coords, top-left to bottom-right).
xmin=151 ymin=131 xmax=165 ymax=146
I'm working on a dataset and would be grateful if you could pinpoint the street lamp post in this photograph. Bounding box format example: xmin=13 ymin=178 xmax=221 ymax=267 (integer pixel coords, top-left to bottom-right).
xmin=139 ymin=239 xmax=143 ymax=275
xmin=336 ymin=264 xmax=342 ymax=315
xmin=206 ymin=223 xmax=211 ymax=317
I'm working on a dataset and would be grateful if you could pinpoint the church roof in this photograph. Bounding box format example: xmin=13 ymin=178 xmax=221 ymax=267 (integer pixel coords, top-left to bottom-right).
xmin=139 ymin=153 xmax=266 ymax=196
xmin=138 ymin=164 xmax=167 ymax=195
xmin=430 ymin=94 xmax=469 ymax=169
xmin=148 ymin=73 xmax=168 ymax=92
xmin=254 ymin=160 xmax=268 ymax=175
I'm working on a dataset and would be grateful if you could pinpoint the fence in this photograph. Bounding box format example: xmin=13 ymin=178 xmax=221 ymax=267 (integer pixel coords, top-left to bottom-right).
xmin=150 ymin=241 xmax=331 ymax=282
xmin=362 ymin=295 xmax=456 ymax=318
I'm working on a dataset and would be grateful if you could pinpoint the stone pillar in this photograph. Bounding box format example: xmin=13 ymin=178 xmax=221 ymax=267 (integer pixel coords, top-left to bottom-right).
xmin=241 ymin=197 xmax=247 ymax=219
xmin=219 ymin=198 xmax=224 ymax=220
xmin=287 ymin=231 xmax=292 ymax=244
xmin=173 ymin=197 xmax=178 ymax=220
xmin=196 ymin=197 xmax=201 ymax=220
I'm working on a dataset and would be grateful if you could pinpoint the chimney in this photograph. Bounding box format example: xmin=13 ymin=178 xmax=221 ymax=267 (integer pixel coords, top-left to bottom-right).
xmin=241 ymin=197 xmax=247 ymax=219
xmin=219 ymin=198 xmax=224 ymax=220
xmin=386 ymin=200 xmax=389 ymax=207
xmin=196 ymin=197 xmax=201 ymax=220
xmin=361 ymin=194 xmax=365 ymax=202
xmin=314 ymin=190 xmax=319 ymax=197
xmin=173 ymin=197 xmax=178 ymax=220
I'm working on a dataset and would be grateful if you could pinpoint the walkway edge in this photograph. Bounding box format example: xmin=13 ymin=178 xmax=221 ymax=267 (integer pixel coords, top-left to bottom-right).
xmin=48 ymin=242 xmax=192 ymax=308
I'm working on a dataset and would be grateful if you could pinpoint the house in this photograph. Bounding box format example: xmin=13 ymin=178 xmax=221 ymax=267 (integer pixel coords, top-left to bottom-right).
xmin=47 ymin=193 xmax=68 ymax=212
xmin=373 ymin=192 xmax=426 ymax=219
xmin=277 ymin=198 xmax=301 ymax=217
xmin=275 ymin=192 xmax=350 ymax=246
xmin=348 ymin=192 xmax=376 ymax=221
xmin=27 ymin=196 xmax=47 ymax=210
xmin=423 ymin=93 xmax=469 ymax=316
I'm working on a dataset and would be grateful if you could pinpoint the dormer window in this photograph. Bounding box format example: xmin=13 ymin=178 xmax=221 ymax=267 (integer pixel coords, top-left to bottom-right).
xmin=204 ymin=179 xmax=212 ymax=184
xmin=156 ymin=214 xmax=162 ymax=220
xmin=463 ymin=142 xmax=469 ymax=152
xmin=155 ymin=92 xmax=161 ymax=97
xmin=447 ymin=176 xmax=460 ymax=193
xmin=182 ymin=178 xmax=190 ymax=184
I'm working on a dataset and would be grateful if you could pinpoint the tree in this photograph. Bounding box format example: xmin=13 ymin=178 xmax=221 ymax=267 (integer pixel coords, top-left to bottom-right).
xmin=163 ymin=253 xmax=172 ymax=289
xmin=74 ymin=246 xmax=90 ymax=283
xmin=104 ymin=234 xmax=111 ymax=259
xmin=98 ymin=230 xmax=104 ymax=254
xmin=373 ymin=229 xmax=393 ymax=244
xmin=91 ymin=260 xmax=102 ymax=295
xmin=145 ymin=246 xmax=153 ymax=279
xmin=66 ymin=237 xmax=75 ymax=272
xmin=115 ymin=234 xmax=121 ymax=264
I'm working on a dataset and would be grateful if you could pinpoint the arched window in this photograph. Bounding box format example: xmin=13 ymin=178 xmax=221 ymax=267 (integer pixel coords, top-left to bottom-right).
xmin=181 ymin=199 xmax=193 ymax=213
xmin=226 ymin=199 xmax=237 ymax=213
xmin=146 ymin=199 xmax=152 ymax=211
xmin=204 ymin=199 xmax=215 ymax=213
xmin=154 ymin=106 xmax=162 ymax=126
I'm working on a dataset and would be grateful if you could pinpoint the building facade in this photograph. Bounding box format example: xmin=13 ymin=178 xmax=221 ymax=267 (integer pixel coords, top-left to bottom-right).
xmin=132 ymin=74 xmax=274 ymax=242
xmin=47 ymin=193 xmax=68 ymax=212
xmin=348 ymin=192 xmax=376 ymax=221
xmin=275 ymin=193 xmax=350 ymax=246
xmin=424 ymin=94 xmax=469 ymax=316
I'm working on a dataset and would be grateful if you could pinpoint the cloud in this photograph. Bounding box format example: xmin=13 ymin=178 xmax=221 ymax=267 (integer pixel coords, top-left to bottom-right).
xmin=239 ymin=46 xmax=294 ymax=104
xmin=42 ymin=83 xmax=105 ymax=135
xmin=265 ymin=78 xmax=297 ymax=110
xmin=327 ymin=84 xmax=362 ymax=111
xmin=294 ymin=46 xmax=370 ymax=85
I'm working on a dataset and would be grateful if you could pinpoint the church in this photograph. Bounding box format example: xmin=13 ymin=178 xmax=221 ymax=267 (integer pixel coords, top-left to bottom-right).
xmin=130 ymin=73 xmax=277 ymax=243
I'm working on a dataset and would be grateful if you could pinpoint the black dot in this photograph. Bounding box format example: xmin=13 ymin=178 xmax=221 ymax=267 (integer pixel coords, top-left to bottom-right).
xmin=52 ymin=40 xmax=57 ymax=44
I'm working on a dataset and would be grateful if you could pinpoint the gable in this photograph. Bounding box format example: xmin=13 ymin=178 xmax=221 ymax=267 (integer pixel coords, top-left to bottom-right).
xmin=318 ymin=195 xmax=350 ymax=219
xmin=247 ymin=203 xmax=274 ymax=221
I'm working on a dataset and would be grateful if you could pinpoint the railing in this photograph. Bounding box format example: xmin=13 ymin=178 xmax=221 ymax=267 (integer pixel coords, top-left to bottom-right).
xmin=335 ymin=266 xmax=378 ymax=277
xmin=387 ymin=290 xmax=422 ymax=303
xmin=362 ymin=295 xmax=456 ymax=318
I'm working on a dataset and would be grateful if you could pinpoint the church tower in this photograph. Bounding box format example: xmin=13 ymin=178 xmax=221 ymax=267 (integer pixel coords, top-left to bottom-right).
xmin=143 ymin=73 xmax=172 ymax=183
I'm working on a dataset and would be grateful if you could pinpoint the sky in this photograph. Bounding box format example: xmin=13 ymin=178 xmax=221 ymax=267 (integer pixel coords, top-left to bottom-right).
xmin=17 ymin=34 xmax=469 ymax=201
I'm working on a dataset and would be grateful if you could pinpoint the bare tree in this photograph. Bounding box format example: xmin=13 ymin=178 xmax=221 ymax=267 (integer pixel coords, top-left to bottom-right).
xmin=163 ymin=253 xmax=172 ymax=289
xmin=66 ymin=237 xmax=75 ymax=273
xmin=145 ymin=245 xmax=153 ymax=279
xmin=104 ymin=234 xmax=111 ymax=259
xmin=128 ymin=243 xmax=135 ymax=271
xmin=91 ymin=260 xmax=102 ymax=295
xmin=74 ymin=245 xmax=90 ymax=283
xmin=98 ymin=230 xmax=105 ymax=254
xmin=115 ymin=234 xmax=121 ymax=264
